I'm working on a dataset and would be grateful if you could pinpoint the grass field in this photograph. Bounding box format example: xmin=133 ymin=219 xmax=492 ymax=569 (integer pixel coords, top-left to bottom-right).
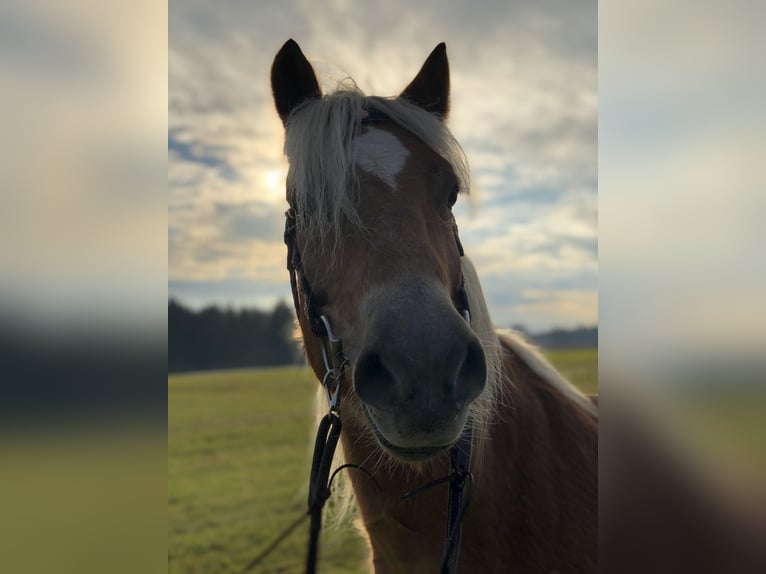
xmin=168 ymin=350 xmax=598 ymax=574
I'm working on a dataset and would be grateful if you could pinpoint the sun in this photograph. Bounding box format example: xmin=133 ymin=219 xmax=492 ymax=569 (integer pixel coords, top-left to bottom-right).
xmin=261 ymin=166 xmax=286 ymax=203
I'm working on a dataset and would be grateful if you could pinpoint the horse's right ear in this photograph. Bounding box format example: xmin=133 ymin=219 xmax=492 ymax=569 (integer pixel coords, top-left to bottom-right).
xmin=271 ymin=39 xmax=322 ymax=125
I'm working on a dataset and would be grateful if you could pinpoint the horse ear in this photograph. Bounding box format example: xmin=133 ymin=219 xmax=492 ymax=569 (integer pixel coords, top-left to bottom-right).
xmin=400 ymin=43 xmax=450 ymax=120
xmin=271 ymin=39 xmax=322 ymax=125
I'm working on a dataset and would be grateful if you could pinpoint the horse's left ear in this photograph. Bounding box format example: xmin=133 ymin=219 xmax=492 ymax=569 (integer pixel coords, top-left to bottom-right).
xmin=400 ymin=43 xmax=450 ymax=120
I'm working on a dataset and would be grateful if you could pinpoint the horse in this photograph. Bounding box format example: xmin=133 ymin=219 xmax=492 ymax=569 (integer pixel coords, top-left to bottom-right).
xmin=270 ymin=39 xmax=598 ymax=573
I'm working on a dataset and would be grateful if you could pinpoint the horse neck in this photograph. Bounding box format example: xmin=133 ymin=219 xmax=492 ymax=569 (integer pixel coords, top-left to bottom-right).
xmin=338 ymin=336 xmax=598 ymax=572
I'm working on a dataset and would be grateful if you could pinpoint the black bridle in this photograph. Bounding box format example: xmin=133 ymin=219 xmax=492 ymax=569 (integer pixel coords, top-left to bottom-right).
xmin=284 ymin=204 xmax=475 ymax=574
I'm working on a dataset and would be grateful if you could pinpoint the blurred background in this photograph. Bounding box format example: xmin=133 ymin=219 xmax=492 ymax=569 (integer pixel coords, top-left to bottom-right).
xmin=0 ymin=0 xmax=763 ymax=572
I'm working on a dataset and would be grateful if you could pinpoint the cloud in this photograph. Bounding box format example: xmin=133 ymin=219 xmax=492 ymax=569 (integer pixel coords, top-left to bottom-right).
xmin=168 ymin=128 xmax=238 ymax=181
xmin=169 ymin=200 xmax=286 ymax=284
xmin=169 ymin=0 xmax=597 ymax=330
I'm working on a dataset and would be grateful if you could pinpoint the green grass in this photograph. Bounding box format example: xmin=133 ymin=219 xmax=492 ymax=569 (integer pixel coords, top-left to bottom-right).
xmin=544 ymin=348 xmax=599 ymax=396
xmin=169 ymin=350 xmax=598 ymax=574
xmin=168 ymin=367 xmax=368 ymax=574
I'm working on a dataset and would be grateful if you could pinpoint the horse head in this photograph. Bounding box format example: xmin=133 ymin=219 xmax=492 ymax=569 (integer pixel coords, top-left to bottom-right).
xmin=271 ymin=40 xmax=487 ymax=462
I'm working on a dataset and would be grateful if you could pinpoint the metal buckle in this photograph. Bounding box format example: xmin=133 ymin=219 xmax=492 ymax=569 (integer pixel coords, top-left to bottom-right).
xmin=319 ymin=315 xmax=347 ymax=413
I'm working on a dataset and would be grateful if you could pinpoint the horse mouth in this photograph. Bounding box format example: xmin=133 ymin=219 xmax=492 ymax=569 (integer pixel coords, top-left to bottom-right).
xmin=362 ymin=404 xmax=453 ymax=461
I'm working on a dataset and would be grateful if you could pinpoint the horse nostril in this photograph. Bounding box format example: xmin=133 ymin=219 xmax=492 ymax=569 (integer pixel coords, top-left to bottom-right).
xmin=354 ymin=350 xmax=398 ymax=410
xmin=457 ymin=339 xmax=487 ymax=404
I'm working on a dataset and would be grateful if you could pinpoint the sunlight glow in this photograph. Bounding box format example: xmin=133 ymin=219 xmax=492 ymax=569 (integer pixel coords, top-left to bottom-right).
xmin=261 ymin=167 xmax=286 ymax=203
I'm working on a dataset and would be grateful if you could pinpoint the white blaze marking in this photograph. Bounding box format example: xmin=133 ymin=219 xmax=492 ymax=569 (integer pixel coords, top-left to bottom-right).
xmin=354 ymin=127 xmax=410 ymax=189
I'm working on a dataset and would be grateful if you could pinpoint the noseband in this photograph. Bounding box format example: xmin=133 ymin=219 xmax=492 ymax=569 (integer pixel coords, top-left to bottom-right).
xmin=283 ymin=113 xmax=475 ymax=574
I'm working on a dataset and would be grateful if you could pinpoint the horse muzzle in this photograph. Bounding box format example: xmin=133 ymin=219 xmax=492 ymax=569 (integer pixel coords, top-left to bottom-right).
xmin=352 ymin=284 xmax=487 ymax=459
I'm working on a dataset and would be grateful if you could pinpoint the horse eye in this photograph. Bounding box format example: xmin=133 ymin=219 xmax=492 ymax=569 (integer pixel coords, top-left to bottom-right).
xmin=448 ymin=185 xmax=459 ymax=207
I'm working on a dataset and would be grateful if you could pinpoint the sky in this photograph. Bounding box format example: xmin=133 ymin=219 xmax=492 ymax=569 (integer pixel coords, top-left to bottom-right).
xmin=168 ymin=0 xmax=597 ymax=333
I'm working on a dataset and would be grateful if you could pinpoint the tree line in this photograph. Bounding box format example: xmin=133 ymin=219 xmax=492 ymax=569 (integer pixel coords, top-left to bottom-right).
xmin=168 ymin=299 xmax=301 ymax=373
xmin=169 ymin=299 xmax=598 ymax=373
